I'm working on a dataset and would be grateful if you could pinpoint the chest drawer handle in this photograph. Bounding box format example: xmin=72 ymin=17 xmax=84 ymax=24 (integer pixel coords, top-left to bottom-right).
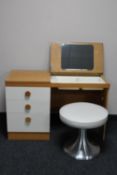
xmin=25 ymin=117 xmax=31 ymax=124
xmin=25 ymin=91 xmax=31 ymax=98
xmin=25 ymin=104 xmax=31 ymax=111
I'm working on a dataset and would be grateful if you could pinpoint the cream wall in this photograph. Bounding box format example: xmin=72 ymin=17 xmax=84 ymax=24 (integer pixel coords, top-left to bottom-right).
xmin=0 ymin=0 xmax=117 ymax=113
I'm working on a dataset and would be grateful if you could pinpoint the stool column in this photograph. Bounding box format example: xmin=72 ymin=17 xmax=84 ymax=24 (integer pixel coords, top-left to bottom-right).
xmin=64 ymin=129 xmax=100 ymax=160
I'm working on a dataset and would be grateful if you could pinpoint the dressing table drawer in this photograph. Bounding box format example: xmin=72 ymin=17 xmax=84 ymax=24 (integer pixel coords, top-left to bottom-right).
xmin=6 ymin=87 xmax=49 ymax=100
xmin=7 ymin=113 xmax=50 ymax=132
xmin=6 ymin=100 xmax=48 ymax=113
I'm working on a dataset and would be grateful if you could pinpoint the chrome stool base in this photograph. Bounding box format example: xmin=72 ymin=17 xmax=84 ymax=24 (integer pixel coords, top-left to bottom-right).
xmin=64 ymin=129 xmax=100 ymax=160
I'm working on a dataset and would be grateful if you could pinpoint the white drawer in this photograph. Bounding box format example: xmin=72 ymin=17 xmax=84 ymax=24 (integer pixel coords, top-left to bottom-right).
xmin=7 ymin=112 xmax=50 ymax=132
xmin=6 ymin=99 xmax=50 ymax=113
xmin=6 ymin=87 xmax=50 ymax=100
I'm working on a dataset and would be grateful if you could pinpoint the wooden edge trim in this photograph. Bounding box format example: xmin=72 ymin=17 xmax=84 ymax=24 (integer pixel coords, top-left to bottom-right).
xmin=5 ymin=82 xmax=51 ymax=87
xmin=51 ymin=72 xmax=103 ymax=76
xmin=8 ymin=132 xmax=50 ymax=140
xmin=5 ymin=82 xmax=110 ymax=89
xmin=50 ymin=83 xmax=110 ymax=89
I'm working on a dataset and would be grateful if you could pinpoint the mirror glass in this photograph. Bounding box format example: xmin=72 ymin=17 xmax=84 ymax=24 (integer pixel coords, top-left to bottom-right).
xmin=61 ymin=44 xmax=94 ymax=70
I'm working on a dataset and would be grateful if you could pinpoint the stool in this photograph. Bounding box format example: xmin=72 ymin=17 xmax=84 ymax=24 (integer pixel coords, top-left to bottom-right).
xmin=59 ymin=102 xmax=108 ymax=160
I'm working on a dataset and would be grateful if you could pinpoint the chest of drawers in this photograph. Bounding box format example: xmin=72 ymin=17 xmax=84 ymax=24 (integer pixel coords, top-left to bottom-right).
xmin=5 ymin=70 xmax=50 ymax=140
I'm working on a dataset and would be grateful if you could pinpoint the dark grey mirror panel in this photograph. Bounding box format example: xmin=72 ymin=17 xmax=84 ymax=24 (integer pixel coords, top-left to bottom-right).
xmin=61 ymin=44 xmax=94 ymax=70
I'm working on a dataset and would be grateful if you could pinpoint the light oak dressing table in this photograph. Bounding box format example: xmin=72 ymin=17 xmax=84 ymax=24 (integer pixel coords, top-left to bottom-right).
xmin=5 ymin=42 xmax=110 ymax=140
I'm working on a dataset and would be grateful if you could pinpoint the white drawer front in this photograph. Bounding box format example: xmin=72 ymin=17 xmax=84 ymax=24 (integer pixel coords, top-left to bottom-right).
xmin=6 ymin=87 xmax=50 ymax=100
xmin=6 ymin=99 xmax=50 ymax=113
xmin=7 ymin=112 xmax=50 ymax=132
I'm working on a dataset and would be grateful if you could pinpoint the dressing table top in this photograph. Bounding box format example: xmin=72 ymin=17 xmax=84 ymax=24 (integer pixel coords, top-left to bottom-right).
xmin=5 ymin=70 xmax=51 ymax=87
xmin=5 ymin=70 xmax=110 ymax=89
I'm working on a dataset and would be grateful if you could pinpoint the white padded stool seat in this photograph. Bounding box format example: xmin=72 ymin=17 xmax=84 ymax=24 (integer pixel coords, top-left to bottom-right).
xmin=60 ymin=102 xmax=108 ymax=129
xmin=59 ymin=102 xmax=108 ymax=160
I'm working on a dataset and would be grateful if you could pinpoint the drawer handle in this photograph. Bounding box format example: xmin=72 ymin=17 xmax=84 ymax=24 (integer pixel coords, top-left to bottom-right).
xmin=25 ymin=117 xmax=31 ymax=124
xmin=25 ymin=104 xmax=31 ymax=111
xmin=25 ymin=91 xmax=31 ymax=98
